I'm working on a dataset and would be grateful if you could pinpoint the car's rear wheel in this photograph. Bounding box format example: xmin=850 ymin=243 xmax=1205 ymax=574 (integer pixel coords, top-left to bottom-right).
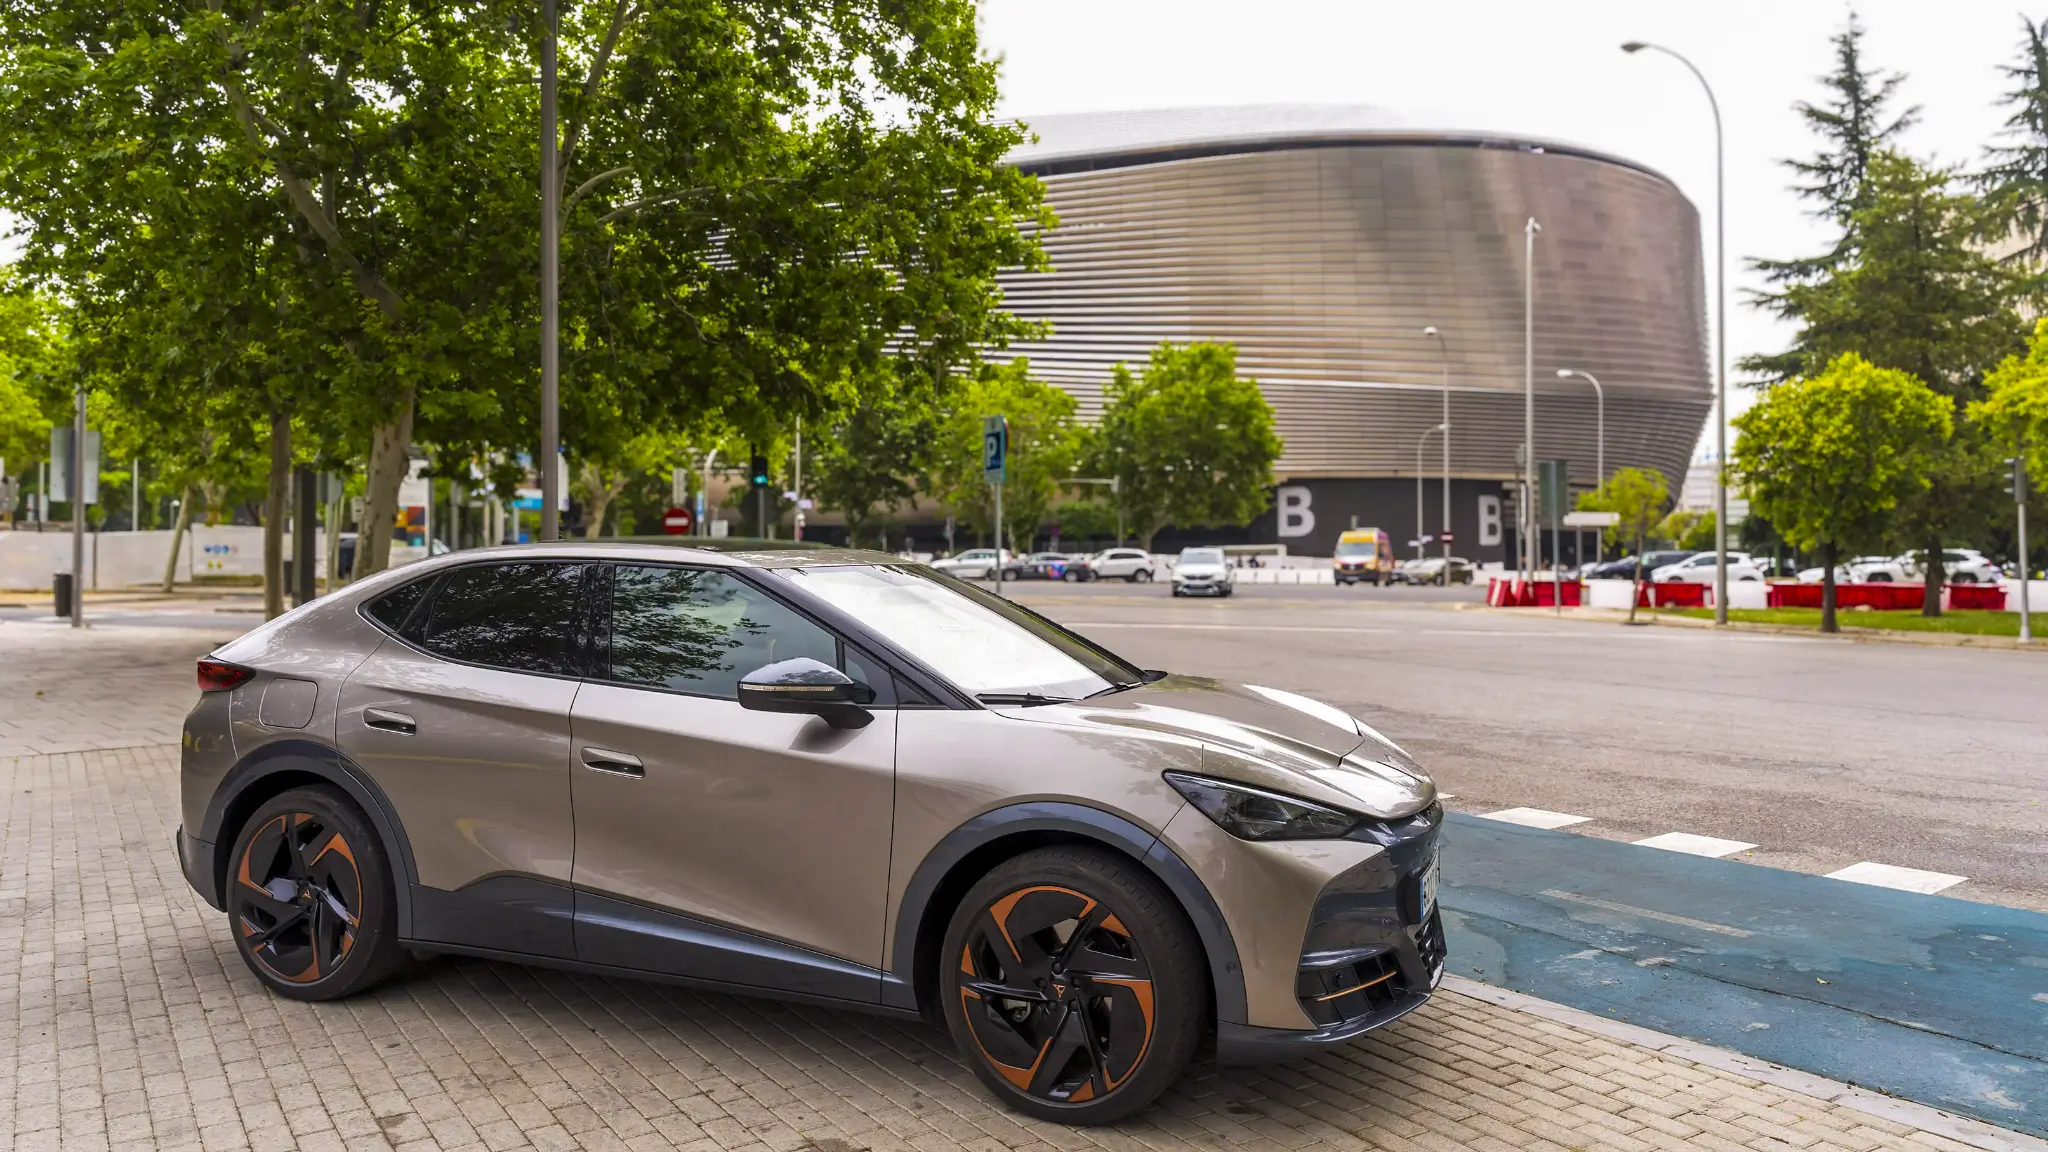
xmin=940 ymin=846 xmax=1204 ymax=1125
xmin=227 ymin=786 xmax=404 ymax=1001
xmin=1133 ymin=569 xmax=1153 ymax=583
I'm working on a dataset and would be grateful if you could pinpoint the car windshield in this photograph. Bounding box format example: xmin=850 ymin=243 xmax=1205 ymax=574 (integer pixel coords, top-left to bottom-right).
xmin=778 ymin=564 xmax=1143 ymax=699
xmin=1336 ymin=541 xmax=1376 ymax=557
xmin=1179 ymin=548 xmax=1224 ymax=565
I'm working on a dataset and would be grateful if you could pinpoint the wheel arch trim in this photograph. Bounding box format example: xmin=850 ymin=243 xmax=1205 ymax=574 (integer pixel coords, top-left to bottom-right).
xmin=885 ymin=801 xmax=1249 ymax=1026
xmin=197 ymin=739 xmax=419 ymax=936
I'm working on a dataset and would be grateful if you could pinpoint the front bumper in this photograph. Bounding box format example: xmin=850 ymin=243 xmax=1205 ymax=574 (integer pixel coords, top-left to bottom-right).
xmin=177 ymin=825 xmax=223 ymax=910
xmin=1192 ymin=804 xmax=1448 ymax=1062
xmin=1173 ymin=579 xmax=1231 ymax=595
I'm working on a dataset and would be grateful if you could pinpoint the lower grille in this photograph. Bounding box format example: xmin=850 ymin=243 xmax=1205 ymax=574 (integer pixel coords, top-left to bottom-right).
xmin=1413 ymin=911 xmax=1447 ymax=984
xmin=1296 ymin=950 xmax=1403 ymax=1027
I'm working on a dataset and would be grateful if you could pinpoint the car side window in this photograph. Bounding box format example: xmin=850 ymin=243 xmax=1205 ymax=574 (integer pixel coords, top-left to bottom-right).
xmin=364 ymin=577 xmax=432 ymax=633
xmin=607 ymin=565 xmax=842 ymax=700
xmin=414 ymin=562 xmax=588 ymax=676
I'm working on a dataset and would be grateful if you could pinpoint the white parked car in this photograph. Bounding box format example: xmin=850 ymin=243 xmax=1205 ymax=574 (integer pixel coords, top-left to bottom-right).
xmin=929 ymin=548 xmax=1015 ymax=581
xmin=1170 ymin=546 xmax=1235 ymax=597
xmin=1846 ymin=555 xmax=1912 ymax=582
xmin=1650 ymin=551 xmax=1766 ymax=583
xmin=1088 ymin=547 xmax=1158 ymax=583
xmin=1905 ymin=548 xmax=2004 ymax=584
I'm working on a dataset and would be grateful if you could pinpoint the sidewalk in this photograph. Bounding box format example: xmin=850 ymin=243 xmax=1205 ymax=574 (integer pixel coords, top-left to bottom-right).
xmin=1 ymin=627 xmax=2040 ymax=1151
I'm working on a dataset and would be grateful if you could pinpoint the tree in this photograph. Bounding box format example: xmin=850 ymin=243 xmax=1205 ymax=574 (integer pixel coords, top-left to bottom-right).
xmin=1082 ymin=342 xmax=1283 ymax=550
xmin=1579 ymin=467 xmax=1669 ymax=624
xmin=1656 ymin=509 xmax=1717 ymax=553
xmin=808 ymin=363 xmax=948 ymax=548
xmin=1744 ymin=11 xmax=1919 ymax=382
xmin=0 ymin=277 xmax=61 ymax=487
xmin=931 ymin=360 xmax=1078 ymax=551
xmin=1981 ymin=15 xmax=2048 ymax=270
xmin=1973 ymin=319 xmax=2048 ymax=567
xmin=1732 ymin=353 xmax=1951 ymax=632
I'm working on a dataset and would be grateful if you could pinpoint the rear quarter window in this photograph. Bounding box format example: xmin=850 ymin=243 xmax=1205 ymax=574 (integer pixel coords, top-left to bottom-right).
xmin=363 ymin=577 xmax=432 ymax=634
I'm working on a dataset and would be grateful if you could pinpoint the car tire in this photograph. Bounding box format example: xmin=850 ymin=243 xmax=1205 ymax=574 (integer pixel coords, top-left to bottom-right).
xmin=226 ymin=785 xmax=405 ymax=1002
xmin=1063 ymin=570 xmax=1080 ymax=583
xmin=1134 ymin=569 xmax=1153 ymax=584
xmin=940 ymin=846 xmax=1205 ymax=1125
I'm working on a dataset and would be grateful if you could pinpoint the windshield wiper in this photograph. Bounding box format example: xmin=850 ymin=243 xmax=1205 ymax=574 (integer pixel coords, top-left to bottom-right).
xmin=976 ymin=692 xmax=1077 ymax=707
xmin=1086 ymin=680 xmax=1144 ymax=698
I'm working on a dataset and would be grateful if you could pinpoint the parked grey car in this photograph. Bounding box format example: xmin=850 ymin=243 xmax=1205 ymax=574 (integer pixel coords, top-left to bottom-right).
xmin=176 ymin=542 xmax=1445 ymax=1123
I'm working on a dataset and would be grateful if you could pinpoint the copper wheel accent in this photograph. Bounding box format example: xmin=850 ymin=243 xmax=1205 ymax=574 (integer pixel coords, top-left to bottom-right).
xmin=956 ymin=885 xmax=1157 ymax=1104
xmin=232 ymin=812 xmax=364 ymax=984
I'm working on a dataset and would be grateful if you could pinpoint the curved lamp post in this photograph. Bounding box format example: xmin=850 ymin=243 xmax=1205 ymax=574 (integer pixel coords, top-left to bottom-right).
xmin=1555 ymin=368 xmax=1605 ymax=485
xmin=1624 ymin=39 xmax=1726 ymax=624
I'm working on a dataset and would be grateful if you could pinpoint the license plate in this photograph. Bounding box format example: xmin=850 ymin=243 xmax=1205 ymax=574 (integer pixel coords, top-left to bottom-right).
xmin=1418 ymin=856 xmax=1440 ymax=920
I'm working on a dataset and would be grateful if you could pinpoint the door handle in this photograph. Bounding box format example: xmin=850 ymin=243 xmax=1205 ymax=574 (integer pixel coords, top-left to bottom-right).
xmin=363 ymin=708 xmax=416 ymax=735
xmin=580 ymin=746 xmax=644 ymax=777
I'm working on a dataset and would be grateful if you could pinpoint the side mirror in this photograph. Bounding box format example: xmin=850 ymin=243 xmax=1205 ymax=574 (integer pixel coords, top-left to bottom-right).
xmin=737 ymin=657 xmax=875 ymax=729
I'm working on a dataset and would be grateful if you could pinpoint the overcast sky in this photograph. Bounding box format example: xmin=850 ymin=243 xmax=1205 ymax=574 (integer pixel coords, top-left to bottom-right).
xmin=981 ymin=0 xmax=2033 ymax=459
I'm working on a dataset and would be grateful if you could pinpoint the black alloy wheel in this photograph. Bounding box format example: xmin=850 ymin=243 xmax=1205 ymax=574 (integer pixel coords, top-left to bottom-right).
xmin=941 ymin=847 xmax=1203 ymax=1124
xmin=229 ymin=786 xmax=403 ymax=1001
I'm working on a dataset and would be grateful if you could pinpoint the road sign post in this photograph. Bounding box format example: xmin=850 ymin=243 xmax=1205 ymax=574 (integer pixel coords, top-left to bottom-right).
xmin=1540 ymin=460 xmax=1570 ymax=613
xmin=2011 ymin=455 xmax=2031 ymax=644
xmin=984 ymin=415 xmax=1008 ymax=598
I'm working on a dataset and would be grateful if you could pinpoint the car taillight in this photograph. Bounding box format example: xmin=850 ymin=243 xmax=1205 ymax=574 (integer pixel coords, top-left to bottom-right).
xmin=197 ymin=659 xmax=255 ymax=693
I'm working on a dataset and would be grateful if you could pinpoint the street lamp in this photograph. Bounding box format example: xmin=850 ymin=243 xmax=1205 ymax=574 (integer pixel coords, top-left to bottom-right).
xmin=1555 ymin=368 xmax=1605 ymax=486
xmin=1423 ymin=327 xmax=1452 ymax=561
xmin=1523 ymin=217 xmax=1540 ymax=580
xmin=538 ymin=0 xmax=562 ymax=542
xmin=1625 ymin=39 xmax=1727 ymax=625
xmin=1416 ymin=423 xmax=1448 ymax=560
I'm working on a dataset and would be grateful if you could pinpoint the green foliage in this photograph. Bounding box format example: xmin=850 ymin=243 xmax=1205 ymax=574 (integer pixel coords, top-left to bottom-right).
xmin=930 ymin=359 xmax=1078 ymax=548
xmin=1081 ymin=342 xmax=1283 ymax=550
xmin=0 ymin=276 xmax=63 ymax=474
xmin=1973 ymin=317 xmax=2048 ymax=485
xmin=1981 ymin=15 xmax=2048 ymax=269
xmin=1767 ymin=153 xmax=2028 ymax=393
xmin=1656 ymin=510 xmax=1718 ymax=552
xmin=1745 ymin=13 xmax=1920 ymax=382
xmin=1732 ymin=352 xmax=1951 ymax=559
xmin=808 ymin=361 xmax=948 ymax=542
xmin=1578 ymin=467 xmax=1670 ymax=553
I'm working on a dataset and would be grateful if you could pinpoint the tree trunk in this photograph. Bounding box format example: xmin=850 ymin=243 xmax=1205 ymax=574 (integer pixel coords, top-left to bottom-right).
xmin=1820 ymin=541 xmax=1839 ymax=634
xmin=1138 ymin=524 xmax=1159 ymax=553
xmin=1921 ymin=538 xmax=1944 ymax=617
xmin=579 ymin=461 xmax=623 ymax=539
xmin=200 ymin=479 xmax=226 ymax=526
xmin=263 ymin=406 xmax=291 ymax=619
xmin=353 ymin=386 xmax=417 ymax=580
xmin=159 ymin=484 xmax=195 ymax=593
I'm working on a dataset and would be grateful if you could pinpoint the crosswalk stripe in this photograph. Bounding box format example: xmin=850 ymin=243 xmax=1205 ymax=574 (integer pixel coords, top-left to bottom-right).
xmin=1825 ymin=862 xmax=1966 ymax=894
xmin=1478 ymin=807 xmax=1592 ymax=830
xmin=1632 ymin=832 xmax=1757 ymax=858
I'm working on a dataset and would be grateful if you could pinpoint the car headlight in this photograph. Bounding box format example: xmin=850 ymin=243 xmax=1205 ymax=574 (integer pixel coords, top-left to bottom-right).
xmin=1163 ymin=772 xmax=1359 ymax=841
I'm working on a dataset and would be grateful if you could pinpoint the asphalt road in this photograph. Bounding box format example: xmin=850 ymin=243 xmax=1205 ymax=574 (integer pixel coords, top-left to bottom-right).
xmin=1011 ymin=581 xmax=2048 ymax=914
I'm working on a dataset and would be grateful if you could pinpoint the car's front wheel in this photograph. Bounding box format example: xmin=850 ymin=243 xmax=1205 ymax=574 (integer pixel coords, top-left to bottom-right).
xmin=940 ymin=846 xmax=1204 ymax=1124
xmin=227 ymin=786 xmax=405 ymax=1001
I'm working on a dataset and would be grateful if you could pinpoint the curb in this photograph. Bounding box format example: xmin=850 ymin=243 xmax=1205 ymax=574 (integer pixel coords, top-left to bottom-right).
xmin=1443 ymin=976 xmax=2048 ymax=1152
xmin=1525 ymin=606 xmax=2048 ymax=652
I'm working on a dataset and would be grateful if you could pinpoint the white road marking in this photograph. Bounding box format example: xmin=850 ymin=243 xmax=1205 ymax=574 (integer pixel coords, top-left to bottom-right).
xmin=1633 ymin=832 xmax=1758 ymax=858
xmin=1479 ymin=807 xmax=1592 ymax=830
xmin=1825 ymin=862 xmax=1967 ymax=894
xmin=1540 ymin=889 xmax=1755 ymax=938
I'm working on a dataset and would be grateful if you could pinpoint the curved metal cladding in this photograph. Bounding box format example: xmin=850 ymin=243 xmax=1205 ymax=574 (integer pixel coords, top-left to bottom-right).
xmin=995 ymin=107 xmax=1711 ymax=555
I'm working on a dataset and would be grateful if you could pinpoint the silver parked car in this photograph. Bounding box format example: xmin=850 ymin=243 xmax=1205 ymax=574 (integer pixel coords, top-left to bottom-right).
xmin=175 ymin=542 xmax=1445 ymax=1123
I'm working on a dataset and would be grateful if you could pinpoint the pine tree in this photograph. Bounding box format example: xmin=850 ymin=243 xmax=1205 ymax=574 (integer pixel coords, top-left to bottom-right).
xmin=1981 ymin=16 xmax=2048 ymax=267
xmin=1742 ymin=11 xmax=1920 ymax=382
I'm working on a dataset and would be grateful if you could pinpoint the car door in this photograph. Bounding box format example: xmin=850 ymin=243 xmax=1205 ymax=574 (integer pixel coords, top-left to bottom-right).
xmin=338 ymin=560 xmax=592 ymax=959
xmin=568 ymin=563 xmax=897 ymax=1002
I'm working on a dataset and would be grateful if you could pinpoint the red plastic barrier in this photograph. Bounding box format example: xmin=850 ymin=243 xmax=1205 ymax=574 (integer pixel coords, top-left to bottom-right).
xmin=1487 ymin=577 xmax=1510 ymax=606
xmin=1948 ymin=583 xmax=2007 ymax=610
xmin=1650 ymin=582 xmax=1707 ymax=608
xmin=1768 ymin=583 xmax=1822 ymax=609
xmin=1528 ymin=579 xmax=1583 ymax=607
xmin=1839 ymin=583 xmax=1925 ymax=611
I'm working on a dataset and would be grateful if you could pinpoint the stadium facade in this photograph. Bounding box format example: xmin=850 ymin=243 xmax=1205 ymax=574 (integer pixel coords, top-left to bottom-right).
xmin=995 ymin=105 xmax=1712 ymax=562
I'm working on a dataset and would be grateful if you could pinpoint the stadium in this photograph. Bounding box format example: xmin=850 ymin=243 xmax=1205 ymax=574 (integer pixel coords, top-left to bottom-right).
xmin=994 ymin=104 xmax=1712 ymax=563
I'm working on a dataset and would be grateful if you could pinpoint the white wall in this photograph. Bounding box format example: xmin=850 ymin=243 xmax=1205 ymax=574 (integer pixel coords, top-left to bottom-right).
xmin=0 ymin=527 xmax=435 ymax=590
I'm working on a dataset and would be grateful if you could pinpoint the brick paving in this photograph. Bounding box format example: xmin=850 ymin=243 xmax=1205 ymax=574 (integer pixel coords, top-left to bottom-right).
xmin=0 ymin=620 xmax=2034 ymax=1151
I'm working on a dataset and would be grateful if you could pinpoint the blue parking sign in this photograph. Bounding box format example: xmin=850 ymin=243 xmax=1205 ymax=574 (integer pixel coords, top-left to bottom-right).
xmin=983 ymin=415 xmax=1008 ymax=484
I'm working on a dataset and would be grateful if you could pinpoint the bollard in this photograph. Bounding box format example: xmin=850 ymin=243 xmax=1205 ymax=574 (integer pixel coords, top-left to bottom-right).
xmin=53 ymin=571 xmax=73 ymax=618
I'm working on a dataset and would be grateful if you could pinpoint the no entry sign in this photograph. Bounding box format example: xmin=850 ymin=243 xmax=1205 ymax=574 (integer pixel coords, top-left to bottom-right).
xmin=662 ymin=506 xmax=695 ymax=535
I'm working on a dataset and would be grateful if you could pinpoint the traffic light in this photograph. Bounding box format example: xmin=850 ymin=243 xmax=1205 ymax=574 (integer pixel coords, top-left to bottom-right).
xmin=2007 ymin=456 xmax=2028 ymax=502
xmin=749 ymin=452 xmax=769 ymax=489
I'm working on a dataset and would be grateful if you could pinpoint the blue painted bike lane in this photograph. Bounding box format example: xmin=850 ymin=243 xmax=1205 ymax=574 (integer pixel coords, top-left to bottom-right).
xmin=1438 ymin=813 xmax=2048 ymax=1137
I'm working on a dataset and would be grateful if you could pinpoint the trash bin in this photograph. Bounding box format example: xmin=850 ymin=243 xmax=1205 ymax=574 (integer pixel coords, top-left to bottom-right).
xmin=53 ymin=571 xmax=73 ymax=617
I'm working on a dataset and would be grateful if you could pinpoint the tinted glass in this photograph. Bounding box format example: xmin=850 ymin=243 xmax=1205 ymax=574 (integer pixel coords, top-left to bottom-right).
xmin=1180 ymin=549 xmax=1224 ymax=565
xmin=416 ymin=563 xmax=587 ymax=675
xmin=364 ymin=578 xmax=430 ymax=633
xmin=609 ymin=566 xmax=837 ymax=698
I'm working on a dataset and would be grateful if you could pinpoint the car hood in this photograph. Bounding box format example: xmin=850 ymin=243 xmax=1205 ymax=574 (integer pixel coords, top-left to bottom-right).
xmin=991 ymin=675 xmax=1435 ymax=819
